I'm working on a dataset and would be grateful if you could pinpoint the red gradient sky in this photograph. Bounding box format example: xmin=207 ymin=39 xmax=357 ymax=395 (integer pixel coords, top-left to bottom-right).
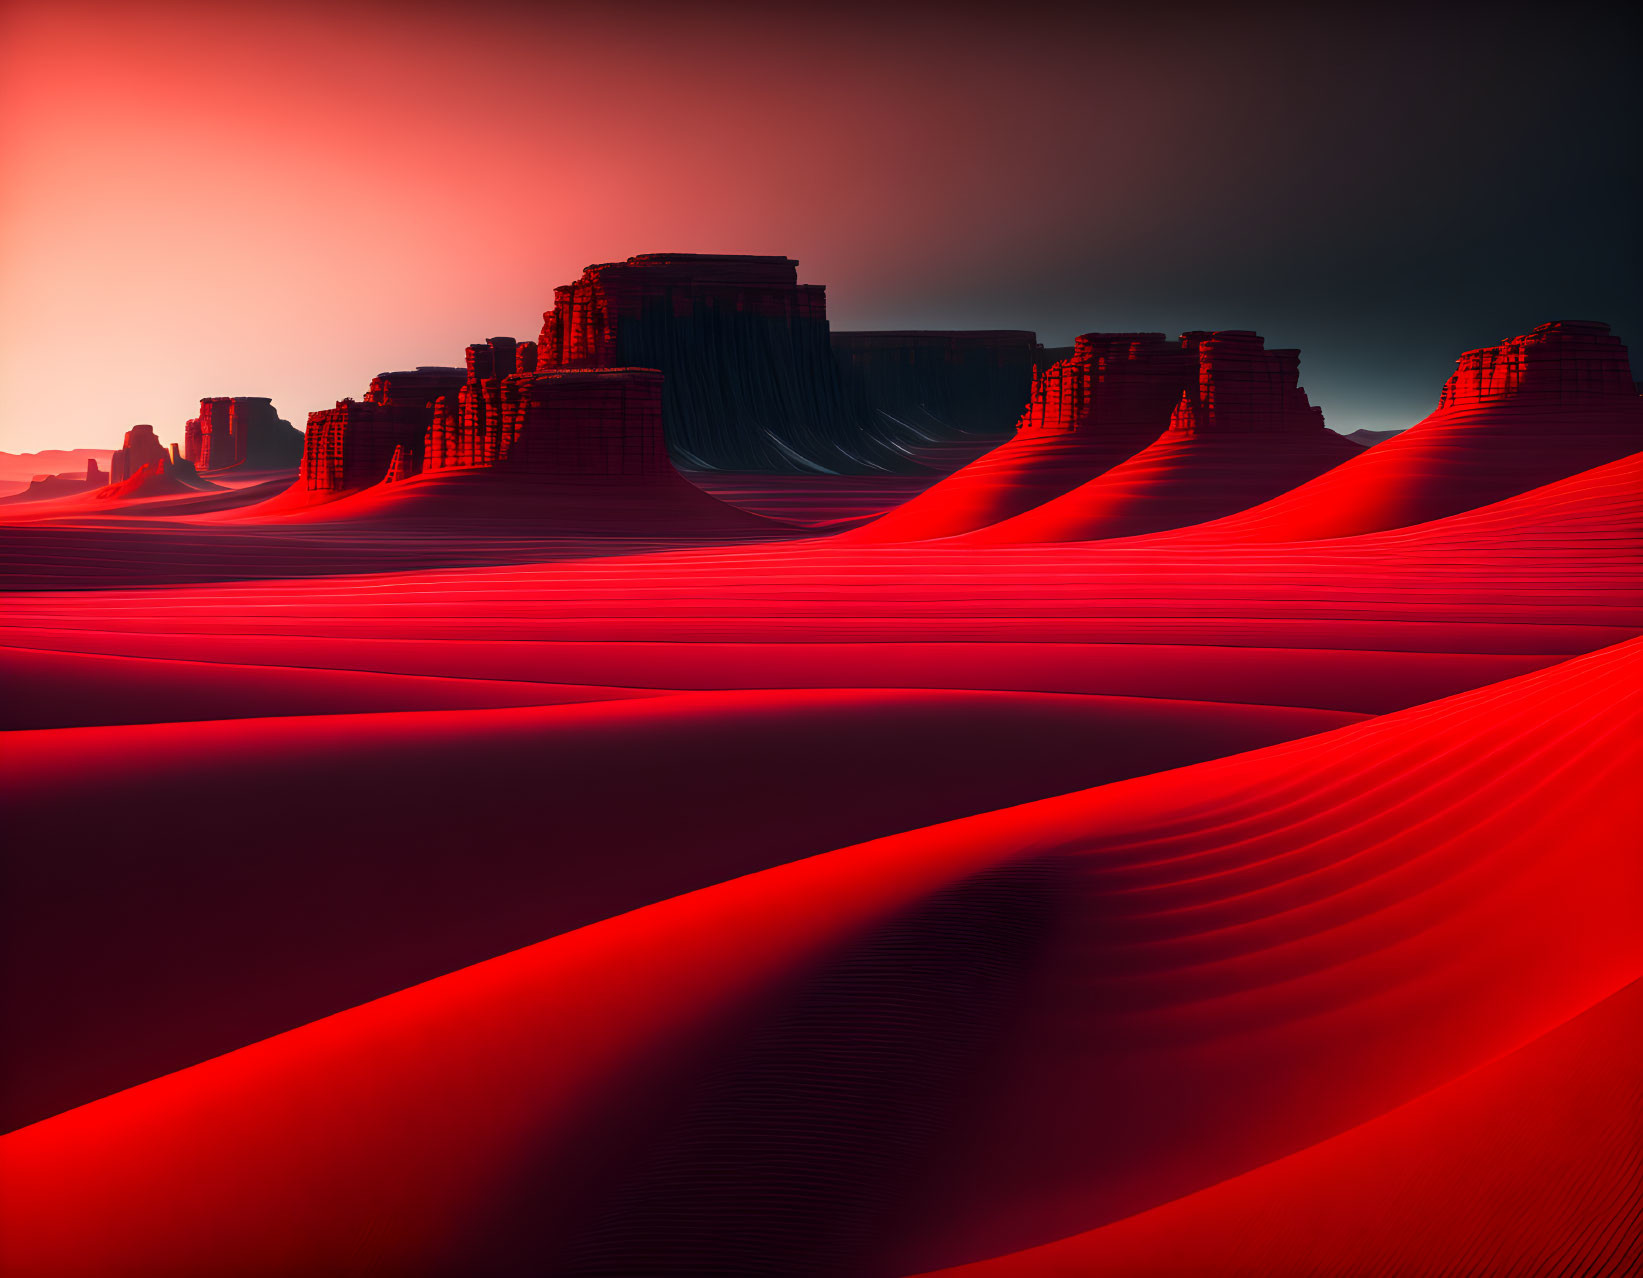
xmin=2 ymin=0 xmax=1637 ymax=454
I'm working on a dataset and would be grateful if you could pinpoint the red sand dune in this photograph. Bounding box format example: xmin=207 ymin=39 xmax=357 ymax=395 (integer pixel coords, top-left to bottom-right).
xmin=227 ymin=467 xmax=785 ymax=534
xmin=1 ymin=641 xmax=1635 ymax=1276
xmin=967 ymin=428 xmax=1360 ymax=543
xmin=5 ymin=451 xmax=1635 ymax=711
xmin=0 ymin=645 xmax=663 ymax=730
xmin=93 ymin=460 xmax=219 ymax=502
xmin=960 ymin=329 xmax=1362 ymax=543
xmin=848 ymin=333 xmax=1192 ymax=541
xmin=927 ymin=975 xmax=1643 ymax=1277
xmin=0 ymin=384 xmax=1637 ymax=1276
xmin=0 ymin=688 xmax=1360 ymax=1130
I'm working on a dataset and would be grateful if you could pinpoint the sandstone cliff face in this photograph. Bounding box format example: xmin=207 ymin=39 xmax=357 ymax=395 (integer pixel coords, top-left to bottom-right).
xmin=970 ymin=331 xmax=1360 ymax=543
xmin=831 ymin=330 xmax=1044 ymax=441
xmin=184 ymin=398 xmax=304 ymax=472
xmin=1016 ymin=333 xmax=1199 ymax=439
xmin=1164 ymin=331 xmax=1326 ymax=437
xmin=490 ymin=368 xmax=667 ymax=477
xmin=110 ymin=425 xmax=170 ymax=484
xmin=422 ymin=342 xmax=529 ymax=473
xmin=300 ymin=368 xmax=466 ymax=493
xmin=537 ymin=253 xmax=891 ymax=473
xmin=423 ymin=359 xmax=666 ymax=478
xmin=1435 ymin=320 xmax=1638 ymax=418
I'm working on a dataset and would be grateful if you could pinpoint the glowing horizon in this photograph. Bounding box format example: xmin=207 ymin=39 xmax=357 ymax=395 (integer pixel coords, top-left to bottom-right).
xmin=2 ymin=0 xmax=1637 ymax=454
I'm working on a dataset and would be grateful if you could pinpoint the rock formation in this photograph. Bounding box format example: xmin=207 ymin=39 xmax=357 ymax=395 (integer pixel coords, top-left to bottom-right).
xmin=1184 ymin=320 xmax=1643 ymax=542
xmin=850 ymin=332 xmax=1198 ymax=541
xmin=1165 ymin=331 xmax=1325 ymax=435
xmin=185 ymin=398 xmax=304 ymax=473
xmin=110 ymin=425 xmax=171 ymax=484
xmin=831 ymin=330 xmax=1045 ymax=441
xmin=972 ymin=330 xmax=1361 ymax=543
xmin=422 ymin=341 xmax=537 ymax=473
xmin=299 ymin=368 xmax=466 ymax=494
xmin=1437 ymin=320 xmax=1636 ymax=410
xmin=269 ymin=362 xmax=772 ymax=533
xmin=0 ymin=458 xmax=109 ymax=504
xmin=536 ymin=253 xmax=895 ymax=473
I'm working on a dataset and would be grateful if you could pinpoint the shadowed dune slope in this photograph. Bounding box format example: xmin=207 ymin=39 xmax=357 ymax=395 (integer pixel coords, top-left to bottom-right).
xmin=1 ymin=641 xmax=1636 ymax=1276
xmin=967 ymin=427 xmax=1361 ymax=543
xmin=0 ymin=646 xmax=663 ymax=730
xmin=844 ymin=430 xmax=1163 ymax=542
xmin=926 ymin=976 xmax=1643 ymax=1278
xmin=0 ymin=687 xmax=1360 ymax=1130
xmin=230 ymin=467 xmax=785 ymax=535
xmin=1167 ymin=326 xmax=1642 ymax=543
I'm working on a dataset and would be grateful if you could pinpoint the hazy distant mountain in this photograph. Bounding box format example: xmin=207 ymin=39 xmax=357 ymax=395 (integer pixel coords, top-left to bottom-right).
xmin=1340 ymin=428 xmax=1406 ymax=447
xmin=0 ymin=448 xmax=114 ymax=490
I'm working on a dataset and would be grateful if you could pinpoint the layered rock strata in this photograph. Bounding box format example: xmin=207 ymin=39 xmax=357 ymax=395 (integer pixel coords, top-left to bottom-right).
xmin=300 ymin=368 xmax=466 ymax=493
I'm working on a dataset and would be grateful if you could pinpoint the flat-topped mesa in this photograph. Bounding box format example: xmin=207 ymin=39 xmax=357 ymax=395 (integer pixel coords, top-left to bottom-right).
xmin=298 ymin=367 xmax=466 ymax=493
xmin=831 ymin=331 xmax=1045 ymax=439
xmin=1166 ymin=331 xmax=1327 ymax=437
xmin=110 ymin=425 xmax=170 ymax=484
xmin=1436 ymin=321 xmax=1639 ymax=421
xmin=1016 ymin=332 xmax=1199 ymax=439
xmin=184 ymin=397 xmax=305 ymax=472
xmin=536 ymin=253 xmax=891 ymax=473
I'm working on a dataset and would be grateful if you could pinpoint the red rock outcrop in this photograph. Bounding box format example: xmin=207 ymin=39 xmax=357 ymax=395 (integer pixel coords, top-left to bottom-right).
xmin=973 ymin=331 xmax=1361 ymax=543
xmin=850 ymin=332 xmax=1197 ymax=541
xmin=298 ymin=368 xmax=466 ymax=494
xmin=109 ymin=425 xmax=171 ymax=484
xmin=421 ymin=363 xmax=668 ymax=478
xmin=1164 ymin=331 xmax=1324 ymax=435
xmin=266 ymin=365 xmax=773 ymax=532
xmin=831 ymin=330 xmax=1045 ymax=440
xmin=537 ymin=253 xmax=889 ymax=473
xmin=422 ymin=341 xmax=531 ymax=473
xmin=1178 ymin=320 xmax=1643 ymax=542
xmin=185 ymin=398 xmax=304 ymax=473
